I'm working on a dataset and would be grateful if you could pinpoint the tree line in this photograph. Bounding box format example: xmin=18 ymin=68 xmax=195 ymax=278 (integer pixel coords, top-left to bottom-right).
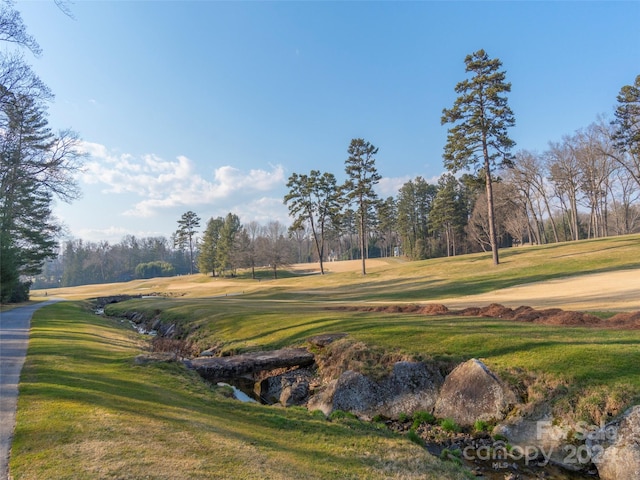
xmin=33 ymin=217 xmax=298 ymax=288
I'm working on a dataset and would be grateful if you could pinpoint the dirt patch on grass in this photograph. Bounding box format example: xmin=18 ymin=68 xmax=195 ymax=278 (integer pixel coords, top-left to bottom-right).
xmin=329 ymin=303 xmax=640 ymax=329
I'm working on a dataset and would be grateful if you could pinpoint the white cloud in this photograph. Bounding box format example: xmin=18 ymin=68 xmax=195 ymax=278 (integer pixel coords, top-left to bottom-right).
xmin=68 ymin=226 xmax=164 ymax=244
xmin=377 ymin=175 xmax=411 ymax=197
xmin=78 ymin=141 xmax=286 ymax=217
xmin=377 ymin=173 xmax=446 ymax=198
xmin=213 ymin=164 xmax=285 ymax=196
xmin=230 ymin=196 xmax=290 ymax=225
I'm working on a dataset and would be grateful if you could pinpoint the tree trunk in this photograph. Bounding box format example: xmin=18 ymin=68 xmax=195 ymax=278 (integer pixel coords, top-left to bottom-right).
xmin=188 ymin=236 xmax=194 ymax=274
xmin=452 ymin=226 xmax=457 ymax=256
xmin=484 ymin=156 xmax=500 ymax=265
xmin=542 ymin=195 xmax=560 ymax=243
xmin=569 ymin=192 xmax=579 ymax=241
xmin=360 ymin=209 xmax=367 ymax=275
xmin=445 ymin=225 xmax=451 ymax=257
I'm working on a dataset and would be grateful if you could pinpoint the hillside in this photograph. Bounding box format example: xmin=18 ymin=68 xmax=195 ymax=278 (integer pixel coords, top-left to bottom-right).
xmin=34 ymin=233 xmax=640 ymax=312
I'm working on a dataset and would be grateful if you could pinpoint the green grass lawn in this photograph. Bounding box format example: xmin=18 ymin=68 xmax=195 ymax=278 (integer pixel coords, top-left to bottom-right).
xmin=100 ymin=235 xmax=640 ymax=422
xmin=13 ymin=234 xmax=640 ymax=478
xmin=11 ymin=302 xmax=471 ymax=480
xmin=105 ymin=296 xmax=640 ymax=422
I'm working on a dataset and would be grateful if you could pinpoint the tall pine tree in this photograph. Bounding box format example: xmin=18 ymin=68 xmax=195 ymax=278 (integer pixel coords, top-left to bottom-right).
xmin=198 ymin=216 xmax=224 ymax=277
xmin=175 ymin=211 xmax=201 ymax=275
xmin=611 ymin=74 xmax=640 ymax=187
xmin=0 ymin=3 xmax=83 ymax=301
xmin=441 ymin=49 xmax=515 ymax=265
xmin=343 ymin=138 xmax=381 ymax=275
xmin=0 ymin=94 xmax=80 ymax=301
xmin=284 ymin=170 xmax=342 ymax=274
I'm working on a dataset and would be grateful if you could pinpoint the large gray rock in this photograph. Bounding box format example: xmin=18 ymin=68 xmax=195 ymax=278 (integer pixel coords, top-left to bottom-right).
xmin=307 ymin=361 xmax=443 ymax=420
xmin=190 ymin=348 xmax=315 ymax=383
xmin=307 ymin=370 xmax=377 ymax=418
xmin=590 ymin=405 xmax=640 ymax=480
xmin=377 ymin=361 xmax=443 ymax=418
xmin=495 ymin=411 xmax=578 ymax=469
xmin=258 ymin=368 xmax=314 ymax=406
xmin=434 ymin=358 xmax=517 ymax=426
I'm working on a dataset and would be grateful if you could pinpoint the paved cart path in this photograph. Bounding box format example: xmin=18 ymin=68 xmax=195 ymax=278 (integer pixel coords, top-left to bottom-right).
xmin=0 ymin=300 xmax=62 ymax=480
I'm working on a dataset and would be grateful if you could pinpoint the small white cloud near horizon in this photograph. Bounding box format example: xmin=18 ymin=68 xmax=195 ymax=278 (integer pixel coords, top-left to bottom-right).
xmin=229 ymin=196 xmax=290 ymax=226
xmin=63 ymin=226 xmax=168 ymax=244
xmin=377 ymin=176 xmax=411 ymax=198
xmin=78 ymin=141 xmax=286 ymax=217
xmin=377 ymin=173 xmax=445 ymax=198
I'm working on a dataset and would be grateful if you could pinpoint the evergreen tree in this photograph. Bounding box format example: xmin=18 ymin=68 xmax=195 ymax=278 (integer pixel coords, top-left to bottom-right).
xmin=441 ymin=49 xmax=515 ymax=265
xmin=175 ymin=211 xmax=201 ymax=274
xmin=611 ymin=74 xmax=640 ymax=187
xmin=284 ymin=170 xmax=342 ymax=274
xmin=0 ymin=94 xmax=80 ymax=300
xmin=376 ymin=196 xmax=397 ymax=257
xmin=198 ymin=216 xmax=224 ymax=276
xmin=396 ymin=177 xmax=436 ymax=260
xmin=0 ymin=2 xmax=83 ymax=301
xmin=216 ymin=213 xmax=241 ymax=276
xmin=431 ymin=174 xmax=467 ymax=257
xmin=343 ymin=138 xmax=381 ymax=275
xmin=233 ymin=227 xmax=253 ymax=275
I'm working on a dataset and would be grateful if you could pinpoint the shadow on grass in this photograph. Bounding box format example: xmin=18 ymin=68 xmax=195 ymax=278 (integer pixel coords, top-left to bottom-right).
xmin=17 ymin=338 xmax=447 ymax=479
xmin=334 ymin=262 xmax=640 ymax=301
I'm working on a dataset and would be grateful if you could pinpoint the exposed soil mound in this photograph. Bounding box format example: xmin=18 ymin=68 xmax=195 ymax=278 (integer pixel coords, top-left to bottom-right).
xmin=607 ymin=311 xmax=640 ymax=329
xmin=540 ymin=310 xmax=603 ymax=326
xmin=418 ymin=304 xmax=449 ymax=315
xmin=478 ymin=303 xmax=514 ymax=318
xmin=329 ymin=303 xmax=640 ymax=329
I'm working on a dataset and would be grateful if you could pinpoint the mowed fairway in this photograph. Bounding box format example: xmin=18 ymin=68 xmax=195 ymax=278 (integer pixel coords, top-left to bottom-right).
xmin=12 ymin=234 xmax=640 ymax=479
xmin=36 ymin=234 xmax=640 ymax=311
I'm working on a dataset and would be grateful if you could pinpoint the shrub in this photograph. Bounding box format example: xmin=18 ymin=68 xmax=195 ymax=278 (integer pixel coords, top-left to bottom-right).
xmin=372 ymin=414 xmax=385 ymax=423
xmin=135 ymin=261 xmax=176 ymax=279
xmin=412 ymin=411 xmax=436 ymax=428
xmin=439 ymin=448 xmax=462 ymax=464
xmin=439 ymin=418 xmax=461 ymax=433
xmin=310 ymin=409 xmax=327 ymax=420
xmin=406 ymin=428 xmax=424 ymax=446
xmin=474 ymin=419 xmax=490 ymax=433
xmin=329 ymin=410 xmax=357 ymax=421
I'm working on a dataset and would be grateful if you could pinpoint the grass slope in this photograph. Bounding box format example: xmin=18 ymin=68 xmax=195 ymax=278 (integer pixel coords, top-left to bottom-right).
xmin=97 ymin=235 xmax=640 ymax=420
xmin=34 ymin=234 xmax=640 ymax=306
xmin=105 ymin=295 xmax=640 ymax=422
xmin=11 ymin=302 xmax=470 ymax=480
xmin=15 ymin=235 xmax=640 ymax=477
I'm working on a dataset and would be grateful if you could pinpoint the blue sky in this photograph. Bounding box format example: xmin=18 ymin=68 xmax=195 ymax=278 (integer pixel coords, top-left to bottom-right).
xmin=17 ymin=0 xmax=640 ymax=243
